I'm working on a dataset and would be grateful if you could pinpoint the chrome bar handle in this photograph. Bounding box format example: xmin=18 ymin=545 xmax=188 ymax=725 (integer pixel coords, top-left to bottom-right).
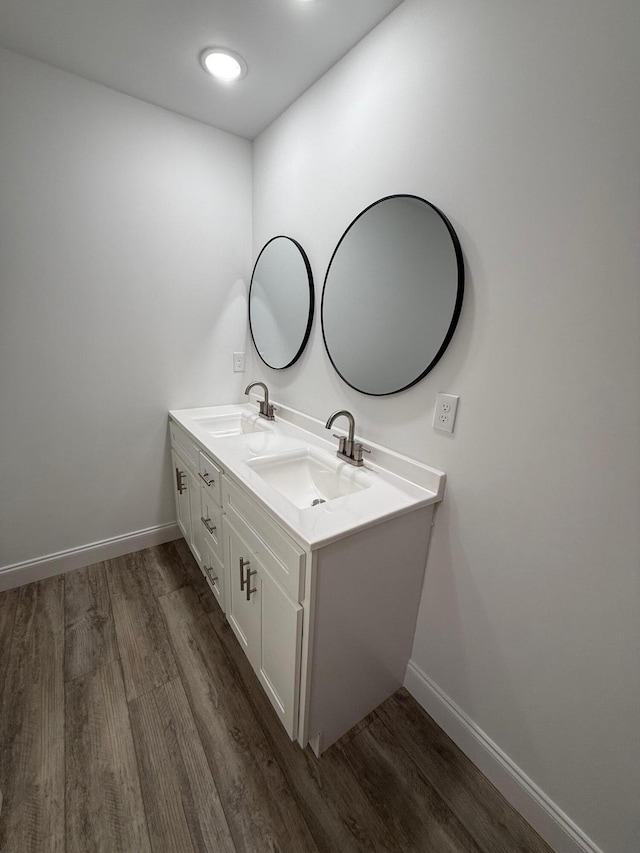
xmin=245 ymin=567 xmax=257 ymax=601
xmin=239 ymin=557 xmax=250 ymax=591
xmin=198 ymin=471 xmax=215 ymax=487
xmin=201 ymin=516 xmax=216 ymax=535
xmin=175 ymin=467 xmax=186 ymax=495
xmin=204 ymin=565 xmax=218 ymax=583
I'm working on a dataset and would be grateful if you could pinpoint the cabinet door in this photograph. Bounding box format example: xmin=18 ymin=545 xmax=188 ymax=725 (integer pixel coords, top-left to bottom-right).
xmin=224 ymin=518 xmax=303 ymax=740
xmin=225 ymin=522 xmax=261 ymax=672
xmin=258 ymin=571 xmax=302 ymax=740
xmin=171 ymin=449 xmax=191 ymax=543
xmin=185 ymin=467 xmax=202 ymax=565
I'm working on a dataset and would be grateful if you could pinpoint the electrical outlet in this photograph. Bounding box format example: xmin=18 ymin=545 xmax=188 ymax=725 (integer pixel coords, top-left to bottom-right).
xmin=433 ymin=393 xmax=459 ymax=434
xmin=233 ymin=351 xmax=245 ymax=372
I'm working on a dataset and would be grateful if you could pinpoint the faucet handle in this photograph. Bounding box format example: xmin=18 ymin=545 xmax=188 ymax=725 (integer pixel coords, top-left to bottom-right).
xmin=332 ymin=434 xmax=347 ymax=454
xmin=352 ymin=443 xmax=371 ymax=464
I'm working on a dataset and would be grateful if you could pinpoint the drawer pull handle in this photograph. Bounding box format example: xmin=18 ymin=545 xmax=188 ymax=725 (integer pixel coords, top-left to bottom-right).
xmin=199 ymin=472 xmax=216 ymax=487
xmin=175 ymin=467 xmax=186 ymax=495
xmin=201 ymin=516 xmax=217 ymax=535
xmin=204 ymin=566 xmax=218 ymax=584
xmin=239 ymin=557 xmax=250 ymax=591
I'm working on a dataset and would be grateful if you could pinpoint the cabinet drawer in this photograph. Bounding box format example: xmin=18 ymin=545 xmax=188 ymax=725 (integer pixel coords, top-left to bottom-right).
xmin=223 ymin=476 xmax=305 ymax=602
xmin=200 ymin=486 xmax=223 ymax=561
xmin=201 ymin=538 xmax=225 ymax=612
xmin=198 ymin=451 xmax=222 ymax=507
xmin=170 ymin=420 xmax=199 ymax=474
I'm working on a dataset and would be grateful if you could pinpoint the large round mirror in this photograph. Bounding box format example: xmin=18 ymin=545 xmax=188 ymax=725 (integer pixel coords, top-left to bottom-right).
xmin=321 ymin=195 xmax=464 ymax=395
xmin=249 ymin=236 xmax=314 ymax=369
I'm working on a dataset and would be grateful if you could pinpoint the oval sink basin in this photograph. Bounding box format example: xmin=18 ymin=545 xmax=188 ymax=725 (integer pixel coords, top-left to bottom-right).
xmin=247 ymin=447 xmax=370 ymax=509
xmin=193 ymin=411 xmax=269 ymax=437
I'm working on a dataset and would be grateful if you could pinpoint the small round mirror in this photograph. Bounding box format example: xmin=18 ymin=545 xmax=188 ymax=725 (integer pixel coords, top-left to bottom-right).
xmin=249 ymin=236 xmax=314 ymax=369
xmin=321 ymin=195 xmax=464 ymax=395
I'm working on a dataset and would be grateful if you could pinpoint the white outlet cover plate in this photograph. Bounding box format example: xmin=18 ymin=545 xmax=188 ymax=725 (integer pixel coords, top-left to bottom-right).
xmin=433 ymin=393 xmax=459 ymax=434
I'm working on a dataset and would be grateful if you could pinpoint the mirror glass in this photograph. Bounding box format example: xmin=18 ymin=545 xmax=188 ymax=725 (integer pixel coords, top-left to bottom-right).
xmin=249 ymin=236 xmax=314 ymax=369
xmin=321 ymin=195 xmax=464 ymax=395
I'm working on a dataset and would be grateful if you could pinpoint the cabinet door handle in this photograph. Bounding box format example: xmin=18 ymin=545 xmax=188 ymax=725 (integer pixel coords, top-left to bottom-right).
xmin=201 ymin=516 xmax=217 ymax=535
xmin=204 ymin=566 xmax=218 ymax=584
xmin=245 ymin=567 xmax=257 ymax=601
xmin=239 ymin=557 xmax=250 ymax=591
xmin=198 ymin=472 xmax=215 ymax=487
xmin=175 ymin=467 xmax=186 ymax=495
xmin=239 ymin=557 xmax=256 ymax=599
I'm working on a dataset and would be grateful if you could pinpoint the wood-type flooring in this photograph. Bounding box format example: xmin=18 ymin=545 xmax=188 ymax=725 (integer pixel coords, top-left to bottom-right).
xmin=0 ymin=541 xmax=554 ymax=852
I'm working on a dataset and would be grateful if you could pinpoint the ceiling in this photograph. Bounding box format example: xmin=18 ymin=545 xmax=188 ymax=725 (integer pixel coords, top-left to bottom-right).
xmin=0 ymin=0 xmax=403 ymax=139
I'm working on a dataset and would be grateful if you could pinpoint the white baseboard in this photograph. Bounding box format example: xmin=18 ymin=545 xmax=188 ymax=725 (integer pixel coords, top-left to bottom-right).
xmin=404 ymin=660 xmax=604 ymax=853
xmin=0 ymin=522 xmax=182 ymax=591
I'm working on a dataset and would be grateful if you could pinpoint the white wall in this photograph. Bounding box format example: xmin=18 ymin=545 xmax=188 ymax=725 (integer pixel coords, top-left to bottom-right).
xmin=0 ymin=49 xmax=252 ymax=568
xmin=252 ymin=1 xmax=640 ymax=851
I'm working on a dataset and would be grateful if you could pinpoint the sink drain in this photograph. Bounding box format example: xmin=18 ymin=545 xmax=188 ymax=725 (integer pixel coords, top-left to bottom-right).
xmin=311 ymin=498 xmax=326 ymax=506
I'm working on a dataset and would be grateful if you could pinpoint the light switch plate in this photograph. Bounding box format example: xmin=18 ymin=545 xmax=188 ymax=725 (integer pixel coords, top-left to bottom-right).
xmin=433 ymin=393 xmax=459 ymax=433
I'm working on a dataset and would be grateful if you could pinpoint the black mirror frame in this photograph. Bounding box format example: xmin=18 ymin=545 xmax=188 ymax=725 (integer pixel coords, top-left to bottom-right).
xmin=320 ymin=194 xmax=465 ymax=396
xmin=249 ymin=235 xmax=315 ymax=370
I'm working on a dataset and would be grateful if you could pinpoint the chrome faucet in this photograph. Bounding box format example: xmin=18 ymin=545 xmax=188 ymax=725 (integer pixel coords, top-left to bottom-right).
xmin=325 ymin=409 xmax=370 ymax=467
xmin=244 ymin=381 xmax=275 ymax=420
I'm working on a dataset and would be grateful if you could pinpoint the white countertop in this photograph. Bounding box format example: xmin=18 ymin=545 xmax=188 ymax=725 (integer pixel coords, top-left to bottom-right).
xmin=169 ymin=402 xmax=445 ymax=551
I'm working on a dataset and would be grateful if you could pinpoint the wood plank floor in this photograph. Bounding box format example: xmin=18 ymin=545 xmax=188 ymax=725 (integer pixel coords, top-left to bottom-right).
xmin=0 ymin=542 xmax=555 ymax=853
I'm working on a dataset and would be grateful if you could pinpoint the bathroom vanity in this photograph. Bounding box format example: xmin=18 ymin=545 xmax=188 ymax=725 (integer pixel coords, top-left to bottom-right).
xmin=169 ymin=401 xmax=444 ymax=755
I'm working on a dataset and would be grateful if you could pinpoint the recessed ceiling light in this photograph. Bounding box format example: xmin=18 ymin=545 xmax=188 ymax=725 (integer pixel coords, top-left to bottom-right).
xmin=200 ymin=48 xmax=247 ymax=82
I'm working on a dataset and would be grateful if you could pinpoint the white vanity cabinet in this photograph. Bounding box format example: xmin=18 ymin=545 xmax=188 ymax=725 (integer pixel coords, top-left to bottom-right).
xmin=219 ymin=470 xmax=433 ymax=754
xmin=168 ymin=406 xmax=445 ymax=756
